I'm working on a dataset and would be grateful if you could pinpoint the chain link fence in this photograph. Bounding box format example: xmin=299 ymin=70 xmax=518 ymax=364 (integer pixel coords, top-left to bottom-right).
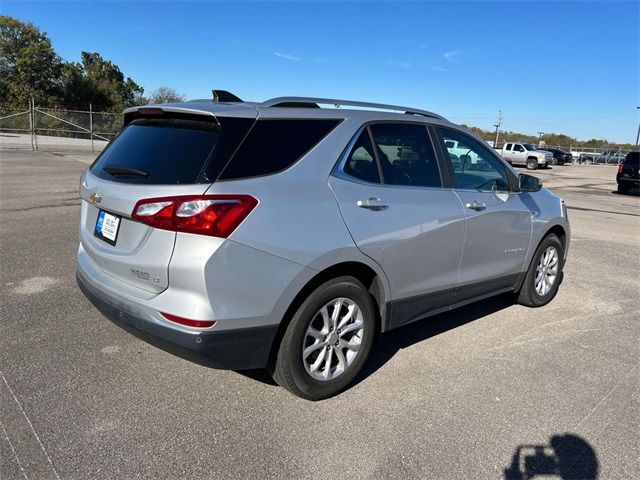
xmin=0 ymin=101 xmax=123 ymax=153
xmin=492 ymin=141 xmax=631 ymax=165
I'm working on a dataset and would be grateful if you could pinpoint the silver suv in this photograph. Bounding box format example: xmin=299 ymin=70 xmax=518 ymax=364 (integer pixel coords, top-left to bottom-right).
xmin=77 ymin=92 xmax=570 ymax=400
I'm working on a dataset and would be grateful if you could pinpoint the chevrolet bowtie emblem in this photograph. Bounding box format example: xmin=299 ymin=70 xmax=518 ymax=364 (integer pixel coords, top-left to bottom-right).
xmin=90 ymin=193 xmax=102 ymax=205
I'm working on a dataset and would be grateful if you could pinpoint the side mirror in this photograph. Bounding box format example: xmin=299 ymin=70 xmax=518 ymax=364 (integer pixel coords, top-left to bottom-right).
xmin=519 ymin=174 xmax=542 ymax=192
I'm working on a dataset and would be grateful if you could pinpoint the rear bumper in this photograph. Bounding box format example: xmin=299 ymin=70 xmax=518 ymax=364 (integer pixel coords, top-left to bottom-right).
xmin=77 ymin=270 xmax=278 ymax=370
xmin=617 ymin=176 xmax=639 ymax=185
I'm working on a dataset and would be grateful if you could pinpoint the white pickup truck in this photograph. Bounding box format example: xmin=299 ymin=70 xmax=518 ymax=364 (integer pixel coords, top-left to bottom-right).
xmin=495 ymin=142 xmax=552 ymax=170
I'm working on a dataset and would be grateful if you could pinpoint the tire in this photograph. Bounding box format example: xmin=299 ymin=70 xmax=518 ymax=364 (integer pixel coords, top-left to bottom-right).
xmin=526 ymin=158 xmax=538 ymax=170
xmin=272 ymin=276 xmax=376 ymax=400
xmin=517 ymin=234 xmax=564 ymax=307
xmin=617 ymin=183 xmax=629 ymax=194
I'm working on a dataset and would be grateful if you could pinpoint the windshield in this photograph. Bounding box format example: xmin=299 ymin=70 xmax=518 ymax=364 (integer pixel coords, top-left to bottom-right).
xmin=522 ymin=143 xmax=537 ymax=151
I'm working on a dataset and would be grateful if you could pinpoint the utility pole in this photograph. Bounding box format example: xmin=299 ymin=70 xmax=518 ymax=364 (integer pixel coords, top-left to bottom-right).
xmin=493 ymin=110 xmax=502 ymax=147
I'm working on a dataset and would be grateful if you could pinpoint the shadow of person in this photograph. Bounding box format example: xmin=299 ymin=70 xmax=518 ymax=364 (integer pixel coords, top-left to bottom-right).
xmin=504 ymin=433 xmax=598 ymax=479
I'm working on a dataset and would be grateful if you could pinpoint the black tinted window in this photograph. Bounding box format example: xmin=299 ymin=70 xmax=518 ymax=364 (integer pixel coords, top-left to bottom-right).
xmin=343 ymin=130 xmax=381 ymax=183
xmin=369 ymin=123 xmax=441 ymax=187
xmin=91 ymin=117 xmax=220 ymax=184
xmin=625 ymin=151 xmax=639 ymax=166
xmin=219 ymin=119 xmax=340 ymax=180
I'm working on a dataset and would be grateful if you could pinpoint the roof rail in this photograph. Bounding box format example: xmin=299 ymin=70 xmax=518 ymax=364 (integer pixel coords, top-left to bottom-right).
xmin=261 ymin=96 xmax=446 ymax=120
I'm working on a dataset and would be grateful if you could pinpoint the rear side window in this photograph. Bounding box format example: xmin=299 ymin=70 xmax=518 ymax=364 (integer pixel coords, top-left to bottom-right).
xmin=91 ymin=117 xmax=221 ymax=184
xmin=344 ymin=130 xmax=381 ymax=183
xmin=219 ymin=119 xmax=341 ymax=180
xmin=369 ymin=123 xmax=441 ymax=187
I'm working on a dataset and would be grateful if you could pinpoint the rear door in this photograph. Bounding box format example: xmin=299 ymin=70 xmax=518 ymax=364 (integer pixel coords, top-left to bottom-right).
xmin=80 ymin=111 xmax=256 ymax=293
xmin=329 ymin=123 xmax=466 ymax=325
xmin=435 ymin=127 xmax=532 ymax=300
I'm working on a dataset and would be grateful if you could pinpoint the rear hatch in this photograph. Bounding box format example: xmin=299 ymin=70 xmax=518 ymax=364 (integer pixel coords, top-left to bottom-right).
xmin=79 ymin=108 xmax=256 ymax=293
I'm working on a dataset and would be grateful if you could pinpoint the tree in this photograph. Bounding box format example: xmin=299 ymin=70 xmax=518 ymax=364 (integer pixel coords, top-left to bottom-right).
xmin=148 ymin=86 xmax=186 ymax=104
xmin=0 ymin=16 xmax=62 ymax=107
xmin=60 ymin=51 xmax=145 ymax=111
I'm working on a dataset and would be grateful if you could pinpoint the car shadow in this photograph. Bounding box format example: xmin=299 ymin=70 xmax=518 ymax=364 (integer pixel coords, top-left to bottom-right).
xmin=504 ymin=433 xmax=598 ymax=479
xmin=348 ymin=293 xmax=516 ymax=388
xmin=611 ymin=188 xmax=639 ymax=196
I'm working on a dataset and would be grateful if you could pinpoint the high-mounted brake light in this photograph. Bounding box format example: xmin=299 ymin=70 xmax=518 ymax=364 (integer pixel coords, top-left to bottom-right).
xmin=137 ymin=107 xmax=164 ymax=115
xmin=161 ymin=312 xmax=216 ymax=329
xmin=131 ymin=195 xmax=257 ymax=238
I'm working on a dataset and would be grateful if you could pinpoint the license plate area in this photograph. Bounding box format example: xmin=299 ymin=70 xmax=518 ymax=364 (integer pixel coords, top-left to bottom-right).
xmin=94 ymin=210 xmax=122 ymax=246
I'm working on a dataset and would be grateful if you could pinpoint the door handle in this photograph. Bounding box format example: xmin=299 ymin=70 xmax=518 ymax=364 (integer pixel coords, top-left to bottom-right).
xmin=465 ymin=200 xmax=486 ymax=211
xmin=357 ymin=197 xmax=389 ymax=211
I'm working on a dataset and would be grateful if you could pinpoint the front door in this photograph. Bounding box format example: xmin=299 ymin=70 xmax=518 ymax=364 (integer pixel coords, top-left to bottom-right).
xmin=436 ymin=128 xmax=533 ymax=302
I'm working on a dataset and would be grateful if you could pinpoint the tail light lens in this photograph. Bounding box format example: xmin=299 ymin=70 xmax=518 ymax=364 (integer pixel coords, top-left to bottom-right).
xmin=132 ymin=194 xmax=257 ymax=237
xmin=617 ymin=163 xmax=624 ymax=174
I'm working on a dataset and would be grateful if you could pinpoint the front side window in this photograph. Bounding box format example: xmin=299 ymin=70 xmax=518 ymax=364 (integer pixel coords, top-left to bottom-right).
xmin=343 ymin=130 xmax=381 ymax=183
xmin=513 ymin=144 xmax=525 ymax=152
xmin=369 ymin=123 xmax=441 ymax=187
xmin=438 ymin=128 xmax=510 ymax=192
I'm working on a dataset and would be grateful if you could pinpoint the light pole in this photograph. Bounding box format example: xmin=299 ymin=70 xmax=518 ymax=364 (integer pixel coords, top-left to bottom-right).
xmin=537 ymin=131 xmax=544 ymax=146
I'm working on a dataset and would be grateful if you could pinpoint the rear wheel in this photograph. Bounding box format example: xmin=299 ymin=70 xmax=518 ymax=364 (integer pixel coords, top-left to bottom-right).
xmin=526 ymin=158 xmax=538 ymax=170
xmin=617 ymin=183 xmax=629 ymax=194
xmin=517 ymin=234 xmax=564 ymax=307
xmin=273 ymin=276 xmax=376 ymax=400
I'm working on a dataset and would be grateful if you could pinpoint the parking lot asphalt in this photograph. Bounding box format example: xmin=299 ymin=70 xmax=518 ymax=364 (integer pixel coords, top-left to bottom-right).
xmin=1 ymin=151 xmax=638 ymax=480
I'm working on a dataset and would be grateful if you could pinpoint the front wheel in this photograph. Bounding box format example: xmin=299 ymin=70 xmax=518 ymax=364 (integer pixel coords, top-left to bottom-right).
xmin=272 ymin=276 xmax=376 ymax=400
xmin=517 ymin=234 xmax=564 ymax=307
xmin=526 ymin=158 xmax=538 ymax=170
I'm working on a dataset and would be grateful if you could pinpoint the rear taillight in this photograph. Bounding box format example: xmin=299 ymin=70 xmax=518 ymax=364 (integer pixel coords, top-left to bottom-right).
xmin=132 ymin=195 xmax=257 ymax=237
xmin=617 ymin=163 xmax=624 ymax=174
xmin=161 ymin=312 xmax=216 ymax=329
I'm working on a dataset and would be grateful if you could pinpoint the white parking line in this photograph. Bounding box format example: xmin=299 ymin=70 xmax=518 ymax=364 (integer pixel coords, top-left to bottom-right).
xmin=0 ymin=371 xmax=60 ymax=480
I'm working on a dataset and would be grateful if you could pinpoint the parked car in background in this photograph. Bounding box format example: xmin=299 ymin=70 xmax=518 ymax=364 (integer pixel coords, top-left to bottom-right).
xmin=76 ymin=92 xmax=570 ymax=400
xmin=497 ymin=142 xmax=552 ymax=170
xmin=539 ymin=148 xmax=571 ymax=165
xmin=594 ymin=150 xmax=626 ymax=165
xmin=580 ymin=149 xmax=625 ymax=164
xmin=616 ymin=150 xmax=639 ymax=194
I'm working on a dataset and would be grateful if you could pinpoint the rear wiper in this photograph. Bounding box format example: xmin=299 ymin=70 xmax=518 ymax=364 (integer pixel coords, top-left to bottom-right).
xmin=102 ymin=165 xmax=149 ymax=177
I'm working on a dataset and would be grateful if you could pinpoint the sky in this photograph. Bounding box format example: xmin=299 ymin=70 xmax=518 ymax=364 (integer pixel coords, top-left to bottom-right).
xmin=4 ymin=0 xmax=639 ymax=143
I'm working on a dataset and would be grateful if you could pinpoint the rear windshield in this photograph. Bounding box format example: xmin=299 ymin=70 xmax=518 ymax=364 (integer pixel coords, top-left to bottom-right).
xmin=91 ymin=117 xmax=222 ymax=184
xmin=625 ymin=151 xmax=639 ymax=166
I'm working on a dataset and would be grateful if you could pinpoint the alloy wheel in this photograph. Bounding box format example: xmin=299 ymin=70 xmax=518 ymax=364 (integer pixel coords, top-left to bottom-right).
xmin=535 ymin=246 xmax=559 ymax=296
xmin=302 ymin=298 xmax=364 ymax=381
